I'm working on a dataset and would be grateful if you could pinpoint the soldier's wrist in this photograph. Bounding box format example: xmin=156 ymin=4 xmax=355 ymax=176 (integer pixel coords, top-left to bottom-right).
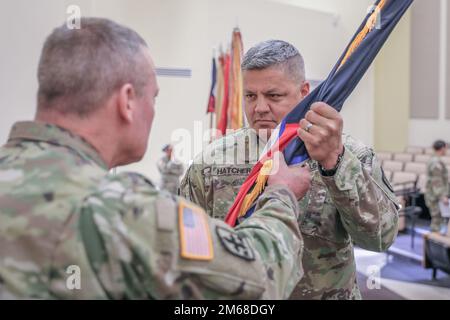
xmin=319 ymin=147 xmax=345 ymax=177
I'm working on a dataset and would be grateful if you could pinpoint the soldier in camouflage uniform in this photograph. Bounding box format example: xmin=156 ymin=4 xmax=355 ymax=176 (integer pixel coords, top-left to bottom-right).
xmin=0 ymin=19 xmax=312 ymax=299
xmin=181 ymin=40 xmax=399 ymax=300
xmin=425 ymin=140 xmax=449 ymax=233
xmin=157 ymin=144 xmax=184 ymax=194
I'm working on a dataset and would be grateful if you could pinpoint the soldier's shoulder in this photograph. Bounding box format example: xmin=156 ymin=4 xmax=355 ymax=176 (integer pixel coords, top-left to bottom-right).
xmin=89 ymin=171 xmax=160 ymax=208
xmin=80 ymin=171 xmax=179 ymax=232
xmin=427 ymin=156 xmax=444 ymax=170
xmin=342 ymin=133 xmax=374 ymax=160
xmin=100 ymin=171 xmax=157 ymax=193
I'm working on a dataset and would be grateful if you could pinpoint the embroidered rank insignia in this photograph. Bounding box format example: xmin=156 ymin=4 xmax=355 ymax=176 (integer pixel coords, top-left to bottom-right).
xmin=178 ymin=200 xmax=214 ymax=261
xmin=216 ymin=226 xmax=255 ymax=261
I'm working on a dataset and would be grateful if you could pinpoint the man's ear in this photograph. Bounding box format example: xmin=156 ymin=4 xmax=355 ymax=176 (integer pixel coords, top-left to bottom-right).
xmin=117 ymin=84 xmax=136 ymax=123
xmin=301 ymin=81 xmax=310 ymax=98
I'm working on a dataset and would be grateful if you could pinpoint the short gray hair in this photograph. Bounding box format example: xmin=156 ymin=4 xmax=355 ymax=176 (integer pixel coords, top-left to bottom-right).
xmin=37 ymin=17 xmax=151 ymax=116
xmin=242 ymin=40 xmax=306 ymax=83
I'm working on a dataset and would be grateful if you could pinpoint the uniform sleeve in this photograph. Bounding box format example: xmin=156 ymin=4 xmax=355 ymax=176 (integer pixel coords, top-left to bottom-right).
xmin=78 ymin=174 xmax=303 ymax=300
xmin=180 ymin=163 xmax=208 ymax=211
xmin=428 ymin=162 xmax=449 ymax=200
xmin=320 ymin=148 xmax=399 ymax=252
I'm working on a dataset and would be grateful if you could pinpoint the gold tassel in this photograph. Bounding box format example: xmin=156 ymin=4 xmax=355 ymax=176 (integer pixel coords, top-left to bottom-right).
xmin=339 ymin=0 xmax=386 ymax=69
xmin=239 ymin=160 xmax=273 ymax=218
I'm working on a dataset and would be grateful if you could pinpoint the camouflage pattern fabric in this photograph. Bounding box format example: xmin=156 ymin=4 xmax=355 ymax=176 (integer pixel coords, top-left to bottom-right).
xmin=157 ymin=155 xmax=184 ymax=194
xmin=181 ymin=128 xmax=399 ymax=300
xmin=0 ymin=122 xmax=303 ymax=300
xmin=425 ymin=156 xmax=449 ymax=232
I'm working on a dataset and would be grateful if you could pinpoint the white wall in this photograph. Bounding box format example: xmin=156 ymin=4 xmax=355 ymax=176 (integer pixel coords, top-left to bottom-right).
xmin=0 ymin=0 xmax=90 ymax=142
xmin=0 ymin=0 xmax=376 ymax=183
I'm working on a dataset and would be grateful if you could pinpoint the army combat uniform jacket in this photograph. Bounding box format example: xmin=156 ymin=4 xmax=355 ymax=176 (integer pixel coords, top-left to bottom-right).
xmin=425 ymin=156 xmax=449 ymax=202
xmin=425 ymin=156 xmax=449 ymax=232
xmin=0 ymin=122 xmax=303 ymax=299
xmin=181 ymin=128 xmax=399 ymax=300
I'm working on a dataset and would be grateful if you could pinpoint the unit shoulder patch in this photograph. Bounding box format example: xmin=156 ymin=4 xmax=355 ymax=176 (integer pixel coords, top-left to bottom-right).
xmin=215 ymin=226 xmax=255 ymax=261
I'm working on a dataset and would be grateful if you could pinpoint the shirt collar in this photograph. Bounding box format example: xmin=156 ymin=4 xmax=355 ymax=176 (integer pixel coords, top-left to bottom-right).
xmin=7 ymin=121 xmax=108 ymax=170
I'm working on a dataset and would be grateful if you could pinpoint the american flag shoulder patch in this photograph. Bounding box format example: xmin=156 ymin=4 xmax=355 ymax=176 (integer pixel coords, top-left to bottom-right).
xmin=178 ymin=200 xmax=214 ymax=261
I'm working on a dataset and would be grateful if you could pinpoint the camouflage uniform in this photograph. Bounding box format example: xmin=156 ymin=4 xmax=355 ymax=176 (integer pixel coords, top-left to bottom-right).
xmin=425 ymin=156 xmax=449 ymax=232
xmin=0 ymin=122 xmax=304 ymax=299
xmin=157 ymin=155 xmax=184 ymax=194
xmin=181 ymin=128 xmax=399 ymax=300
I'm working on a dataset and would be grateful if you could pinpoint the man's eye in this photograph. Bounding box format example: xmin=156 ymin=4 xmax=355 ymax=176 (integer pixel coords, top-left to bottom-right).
xmin=269 ymin=94 xmax=282 ymax=99
xmin=245 ymin=94 xmax=256 ymax=100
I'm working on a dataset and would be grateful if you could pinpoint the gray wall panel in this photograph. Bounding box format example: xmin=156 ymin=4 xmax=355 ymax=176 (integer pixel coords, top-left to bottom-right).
xmin=410 ymin=0 xmax=440 ymax=119
xmin=447 ymin=0 xmax=450 ymax=119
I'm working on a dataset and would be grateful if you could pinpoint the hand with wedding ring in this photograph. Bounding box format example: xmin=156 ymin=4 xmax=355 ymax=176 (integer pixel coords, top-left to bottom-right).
xmin=297 ymin=102 xmax=344 ymax=170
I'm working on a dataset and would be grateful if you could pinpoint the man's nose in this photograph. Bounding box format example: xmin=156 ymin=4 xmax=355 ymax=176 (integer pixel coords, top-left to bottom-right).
xmin=254 ymin=96 xmax=270 ymax=113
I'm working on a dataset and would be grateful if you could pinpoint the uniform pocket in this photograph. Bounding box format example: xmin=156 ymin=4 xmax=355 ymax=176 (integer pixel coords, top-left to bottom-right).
xmin=299 ymin=173 xmax=349 ymax=244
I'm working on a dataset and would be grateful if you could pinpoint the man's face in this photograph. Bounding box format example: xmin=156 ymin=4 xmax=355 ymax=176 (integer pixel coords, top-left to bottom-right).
xmin=243 ymin=66 xmax=309 ymax=138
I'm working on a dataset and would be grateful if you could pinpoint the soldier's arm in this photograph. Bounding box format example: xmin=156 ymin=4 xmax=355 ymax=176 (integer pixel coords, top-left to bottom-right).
xmin=78 ymin=173 xmax=303 ymax=300
xmin=320 ymin=148 xmax=399 ymax=252
xmin=180 ymin=163 xmax=208 ymax=210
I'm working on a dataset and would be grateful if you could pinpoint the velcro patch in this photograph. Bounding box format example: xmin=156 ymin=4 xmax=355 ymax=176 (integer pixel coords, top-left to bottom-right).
xmin=156 ymin=198 xmax=176 ymax=231
xmin=216 ymin=226 xmax=255 ymax=261
xmin=178 ymin=200 xmax=214 ymax=261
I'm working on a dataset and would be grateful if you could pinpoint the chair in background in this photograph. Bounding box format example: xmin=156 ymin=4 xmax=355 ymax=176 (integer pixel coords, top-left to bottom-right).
xmin=414 ymin=154 xmax=432 ymax=164
xmin=406 ymin=146 xmax=424 ymax=154
xmin=377 ymin=152 xmax=393 ymax=162
xmin=416 ymin=173 xmax=427 ymax=193
xmin=392 ymin=172 xmax=422 ymax=248
xmin=383 ymin=161 xmax=404 ymax=173
xmin=425 ymin=148 xmax=435 ymax=155
xmin=424 ymin=233 xmax=450 ymax=280
xmin=394 ymin=153 xmax=414 ymax=162
xmin=404 ymin=162 xmax=427 ymax=175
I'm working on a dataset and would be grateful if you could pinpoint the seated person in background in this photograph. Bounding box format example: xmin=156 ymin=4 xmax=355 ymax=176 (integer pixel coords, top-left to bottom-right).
xmin=0 ymin=18 xmax=311 ymax=299
xmin=157 ymin=144 xmax=184 ymax=194
xmin=425 ymin=140 xmax=449 ymax=233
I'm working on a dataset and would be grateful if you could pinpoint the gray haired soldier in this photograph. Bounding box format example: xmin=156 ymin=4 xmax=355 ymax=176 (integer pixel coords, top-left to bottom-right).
xmin=181 ymin=40 xmax=400 ymax=300
xmin=157 ymin=144 xmax=184 ymax=194
xmin=0 ymin=19 xmax=312 ymax=299
xmin=425 ymin=140 xmax=449 ymax=233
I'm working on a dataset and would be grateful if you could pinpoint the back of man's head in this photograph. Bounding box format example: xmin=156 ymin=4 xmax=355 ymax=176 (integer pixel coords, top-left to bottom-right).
xmin=433 ymin=140 xmax=447 ymax=152
xmin=37 ymin=17 xmax=151 ymax=117
xmin=241 ymin=40 xmax=306 ymax=84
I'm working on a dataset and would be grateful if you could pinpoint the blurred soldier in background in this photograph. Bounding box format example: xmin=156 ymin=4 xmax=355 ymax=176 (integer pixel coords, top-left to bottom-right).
xmin=425 ymin=140 xmax=449 ymax=233
xmin=157 ymin=144 xmax=184 ymax=194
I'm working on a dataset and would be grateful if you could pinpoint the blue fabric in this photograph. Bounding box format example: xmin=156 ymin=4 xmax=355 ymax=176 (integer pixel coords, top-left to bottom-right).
xmin=282 ymin=0 xmax=414 ymax=165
